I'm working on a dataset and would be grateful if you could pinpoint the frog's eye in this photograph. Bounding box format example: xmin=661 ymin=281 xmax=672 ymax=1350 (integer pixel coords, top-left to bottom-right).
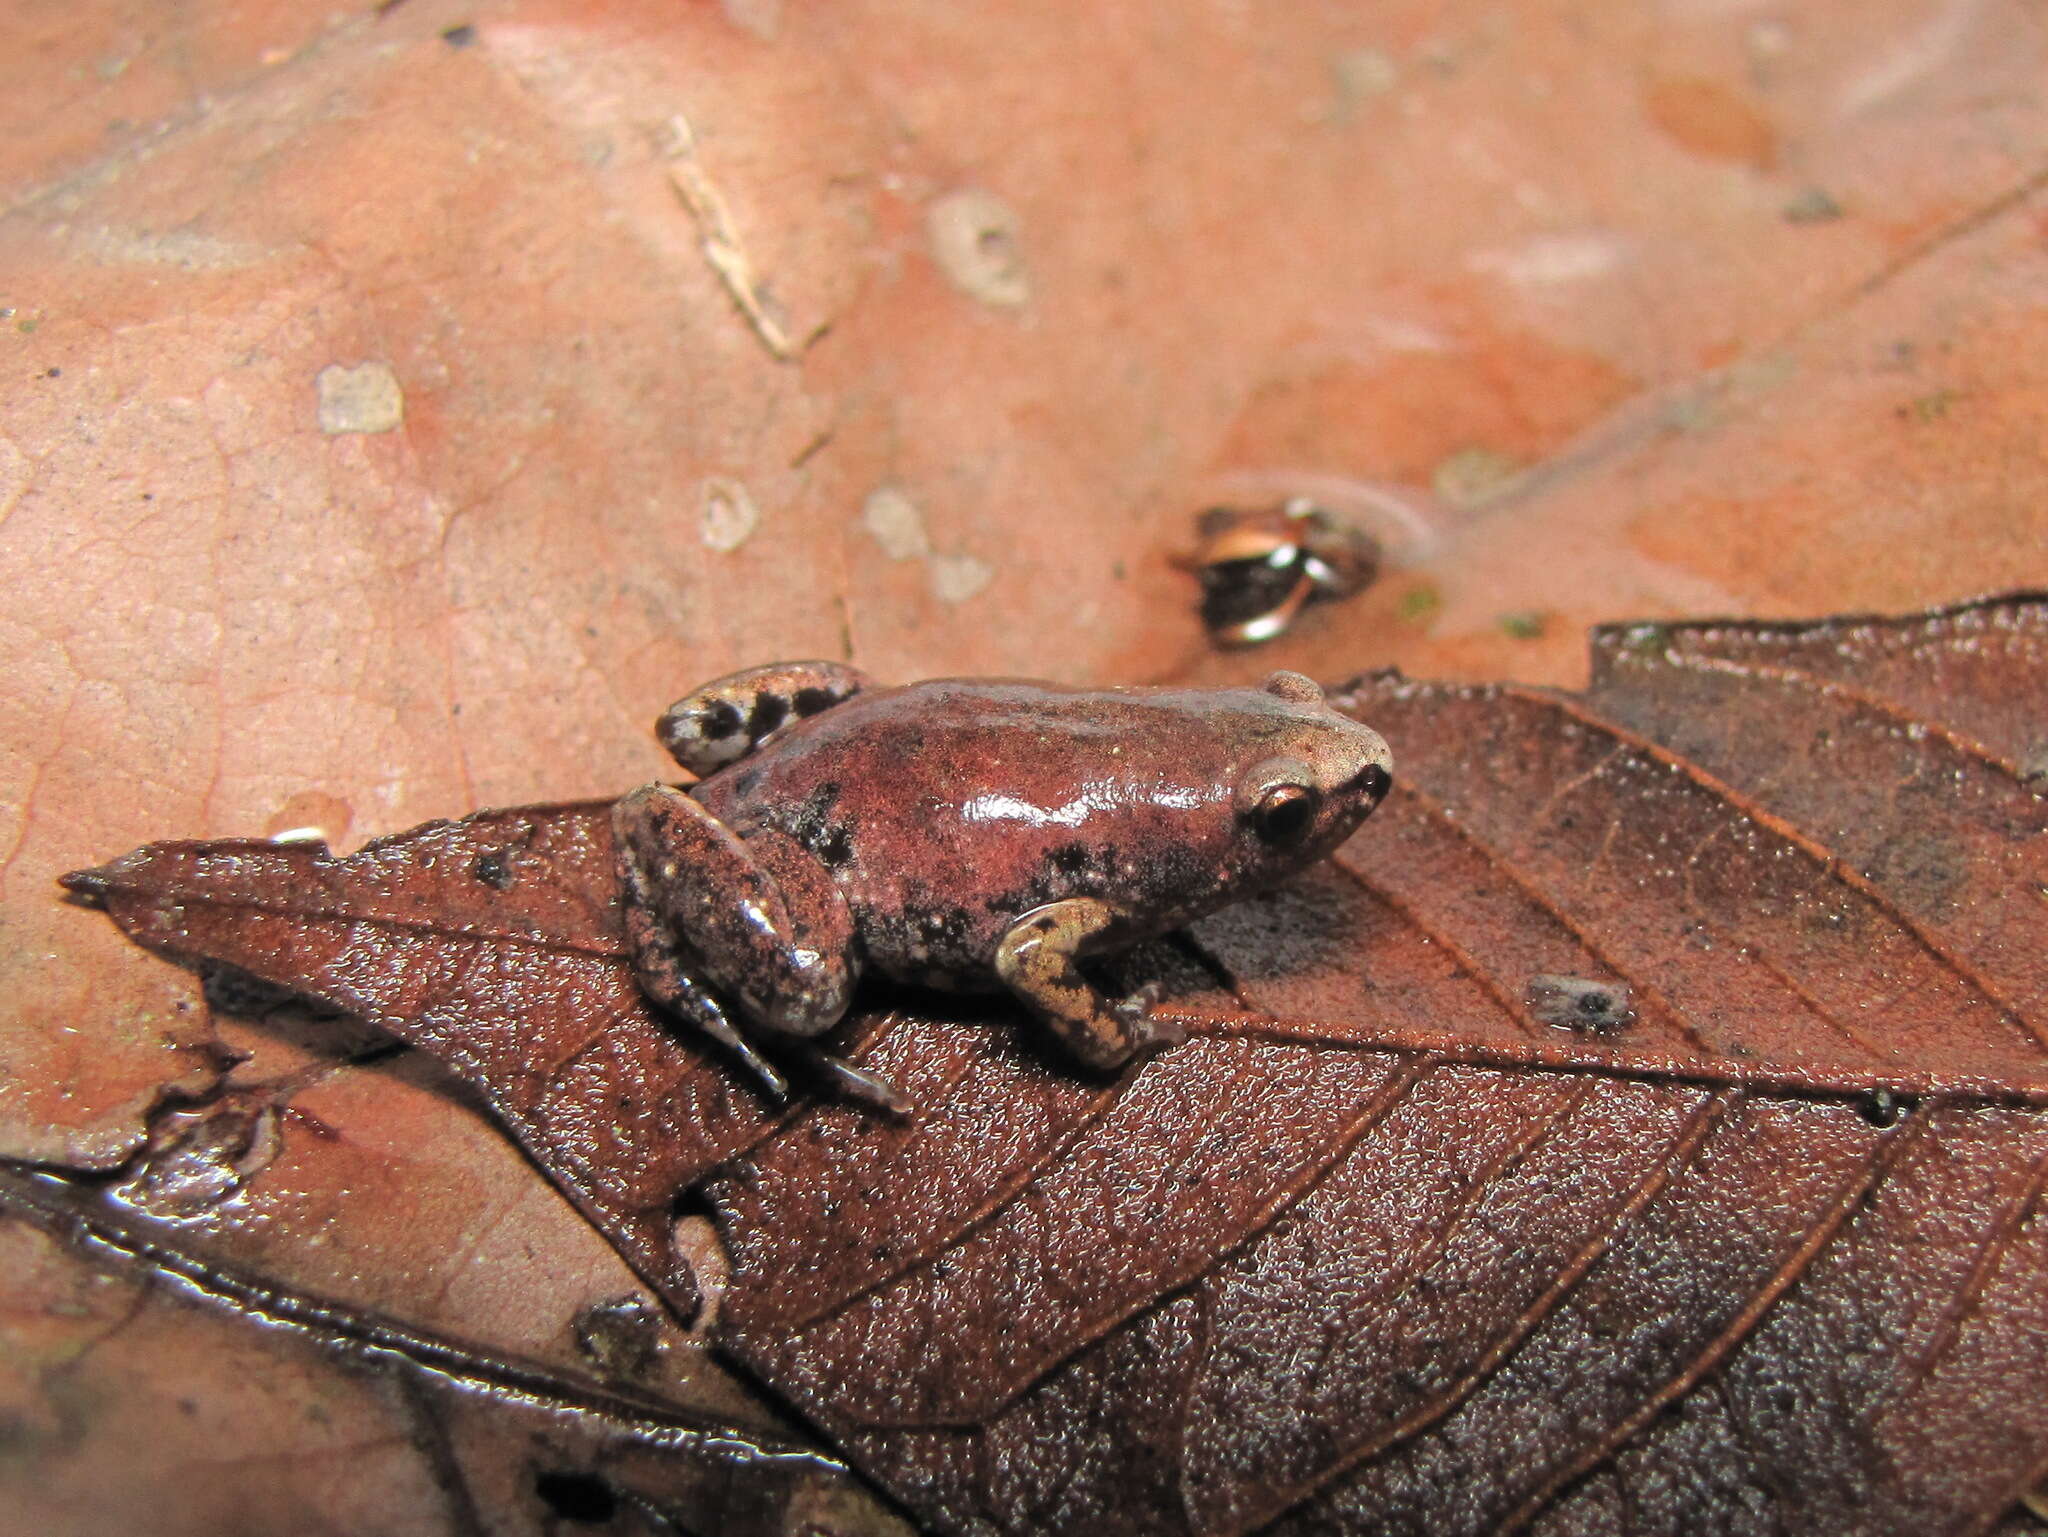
xmin=1252 ymin=783 xmax=1320 ymax=846
xmin=1237 ymin=755 xmax=1321 ymax=846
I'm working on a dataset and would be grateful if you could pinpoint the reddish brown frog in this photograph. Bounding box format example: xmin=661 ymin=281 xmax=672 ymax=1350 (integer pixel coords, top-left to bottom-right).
xmin=613 ymin=663 xmax=1392 ymax=1109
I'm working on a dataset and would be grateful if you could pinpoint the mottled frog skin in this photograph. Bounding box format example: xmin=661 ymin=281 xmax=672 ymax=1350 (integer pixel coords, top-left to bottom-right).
xmin=613 ymin=662 xmax=1391 ymax=1109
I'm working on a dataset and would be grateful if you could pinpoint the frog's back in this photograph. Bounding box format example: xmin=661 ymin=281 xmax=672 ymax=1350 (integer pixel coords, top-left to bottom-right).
xmin=695 ymin=678 xmax=1221 ymax=846
xmin=689 ymin=679 xmax=1250 ymax=976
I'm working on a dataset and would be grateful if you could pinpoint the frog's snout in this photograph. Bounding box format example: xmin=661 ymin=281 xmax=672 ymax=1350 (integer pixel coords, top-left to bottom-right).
xmin=1323 ymin=717 xmax=1394 ymax=810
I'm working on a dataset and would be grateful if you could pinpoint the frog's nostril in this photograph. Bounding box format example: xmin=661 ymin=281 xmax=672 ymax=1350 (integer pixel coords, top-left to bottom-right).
xmin=1336 ymin=755 xmax=1392 ymax=801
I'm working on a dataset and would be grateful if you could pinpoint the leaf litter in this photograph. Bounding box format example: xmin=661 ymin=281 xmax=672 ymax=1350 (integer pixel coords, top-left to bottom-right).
xmin=37 ymin=594 xmax=2048 ymax=1535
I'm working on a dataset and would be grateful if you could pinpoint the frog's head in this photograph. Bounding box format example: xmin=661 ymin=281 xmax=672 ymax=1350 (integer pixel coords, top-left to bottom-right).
xmin=1218 ymin=669 xmax=1392 ymax=888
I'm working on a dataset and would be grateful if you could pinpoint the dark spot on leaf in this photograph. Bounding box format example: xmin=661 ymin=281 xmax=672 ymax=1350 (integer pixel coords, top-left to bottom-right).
xmin=472 ymin=849 xmax=514 ymax=889
xmin=1527 ymin=973 xmax=1635 ymax=1032
xmin=1051 ymin=842 xmax=1093 ymax=875
xmin=819 ymin=825 xmax=854 ymax=867
xmin=1859 ymin=1089 xmax=1911 ymax=1128
xmin=572 ymin=1294 xmax=665 ymax=1380
xmin=533 ymin=1470 xmax=616 ymax=1524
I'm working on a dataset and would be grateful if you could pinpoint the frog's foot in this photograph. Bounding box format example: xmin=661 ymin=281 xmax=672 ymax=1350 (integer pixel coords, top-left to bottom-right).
xmin=656 ymin=661 xmax=873 ymax=778
xmin=624 ymin=933 xmax=897 ymax=1113
xmin=617 ymin=904 xmax=793 ymax=1102
xmin=800 ymin=1047 xmax=912 ymax=1117
xmin=995 ymin=898 xmax=1175 ymax=1072
xmin=1114 ymin=979 xmax=1185 ymax=1051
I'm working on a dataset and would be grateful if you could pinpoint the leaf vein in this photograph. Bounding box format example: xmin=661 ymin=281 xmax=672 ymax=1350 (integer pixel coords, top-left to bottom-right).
xmin=1233 ymin=1087 xmax=1732 ymax=1537
xmin=1496 ymin=1109 xmax=1929 ymax=1533
xmin=1502 ymin=685 xmax=2048 ymax=1059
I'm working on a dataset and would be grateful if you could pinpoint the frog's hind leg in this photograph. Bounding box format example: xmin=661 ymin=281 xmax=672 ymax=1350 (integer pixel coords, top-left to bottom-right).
xmin=656 ymin=661 xmax=872 ymax=778
xmin=617 ymin=782 xmax=903 ymax=1109
xmin=615 ymin=782 xmax=857 ymax=1034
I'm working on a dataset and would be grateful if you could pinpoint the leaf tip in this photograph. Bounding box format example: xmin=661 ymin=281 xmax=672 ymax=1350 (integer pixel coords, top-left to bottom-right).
xmin=57 ymin=866 xmax=112 ymax=907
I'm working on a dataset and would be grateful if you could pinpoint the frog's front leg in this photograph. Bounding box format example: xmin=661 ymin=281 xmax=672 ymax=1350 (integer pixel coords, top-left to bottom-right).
xmin=994 ymin=898 xmax=1186 ymax=1071
xmin=613 ymin=784 xmax=903 ymax=1111
xmin=656 ymin=661 xmax=872 ymax=778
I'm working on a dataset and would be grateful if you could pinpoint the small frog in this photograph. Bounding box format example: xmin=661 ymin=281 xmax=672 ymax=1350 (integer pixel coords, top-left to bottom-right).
xmin=613 ymin=662 xmax=1392 ymax=1109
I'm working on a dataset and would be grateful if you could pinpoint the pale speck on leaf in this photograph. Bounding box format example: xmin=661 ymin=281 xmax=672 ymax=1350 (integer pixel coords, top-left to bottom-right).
xmin=861 ymin=486 xmax=931 ymax=561
xmin=314 ymin=362 xmax=404 ymax=435
xmin=1329 ymin=47 xmax=1398 ymax=113
xmin=928 ymin=552 xmax=993 ymax=604
xmin=699 ymin=477 xmax=760 ymax=552
xmin=1432 ymin=444 xmax=1524 ymax=508
xmin=927 ymin=188 xmax=1031 ymax=309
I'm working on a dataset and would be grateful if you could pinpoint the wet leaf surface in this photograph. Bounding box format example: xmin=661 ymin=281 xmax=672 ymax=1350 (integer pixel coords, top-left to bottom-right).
xmin=0 ymin=1175 xmax=897 ymax=1537
xmin=9 ymin=3 xmax=2048 ymax=1530
xmin=57 ymin=595 xmax=2048 ymax=1535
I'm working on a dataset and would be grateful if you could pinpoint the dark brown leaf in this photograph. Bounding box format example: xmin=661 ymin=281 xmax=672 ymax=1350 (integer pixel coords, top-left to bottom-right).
xmin=60 ymin=804 xmax=776 ymax=1319
xmin=63 ymin=596 xmax=2048 ymax=1535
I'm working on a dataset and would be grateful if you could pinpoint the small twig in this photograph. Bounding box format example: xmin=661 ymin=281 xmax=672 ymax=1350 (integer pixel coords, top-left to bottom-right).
xmin=661 ymin=113 xmax=797 ymax=362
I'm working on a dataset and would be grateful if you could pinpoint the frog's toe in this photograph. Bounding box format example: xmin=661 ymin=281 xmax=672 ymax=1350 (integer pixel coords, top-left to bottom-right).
xmin=1126 ymin=978 xmax=1167 ymax=1010
xmin=1114 ymin=983 xmax=1183 ymax=1053
xmin=1135 ymin=1011 xmax=1187 ymax=1052
xmin=1111 ymin=978 xmax=1165 ymax=1021
xmin=706 ymin=1019 xmax=792 ymax=1104
xmin=803 ymin=1047 xmax=912 ymax=1117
